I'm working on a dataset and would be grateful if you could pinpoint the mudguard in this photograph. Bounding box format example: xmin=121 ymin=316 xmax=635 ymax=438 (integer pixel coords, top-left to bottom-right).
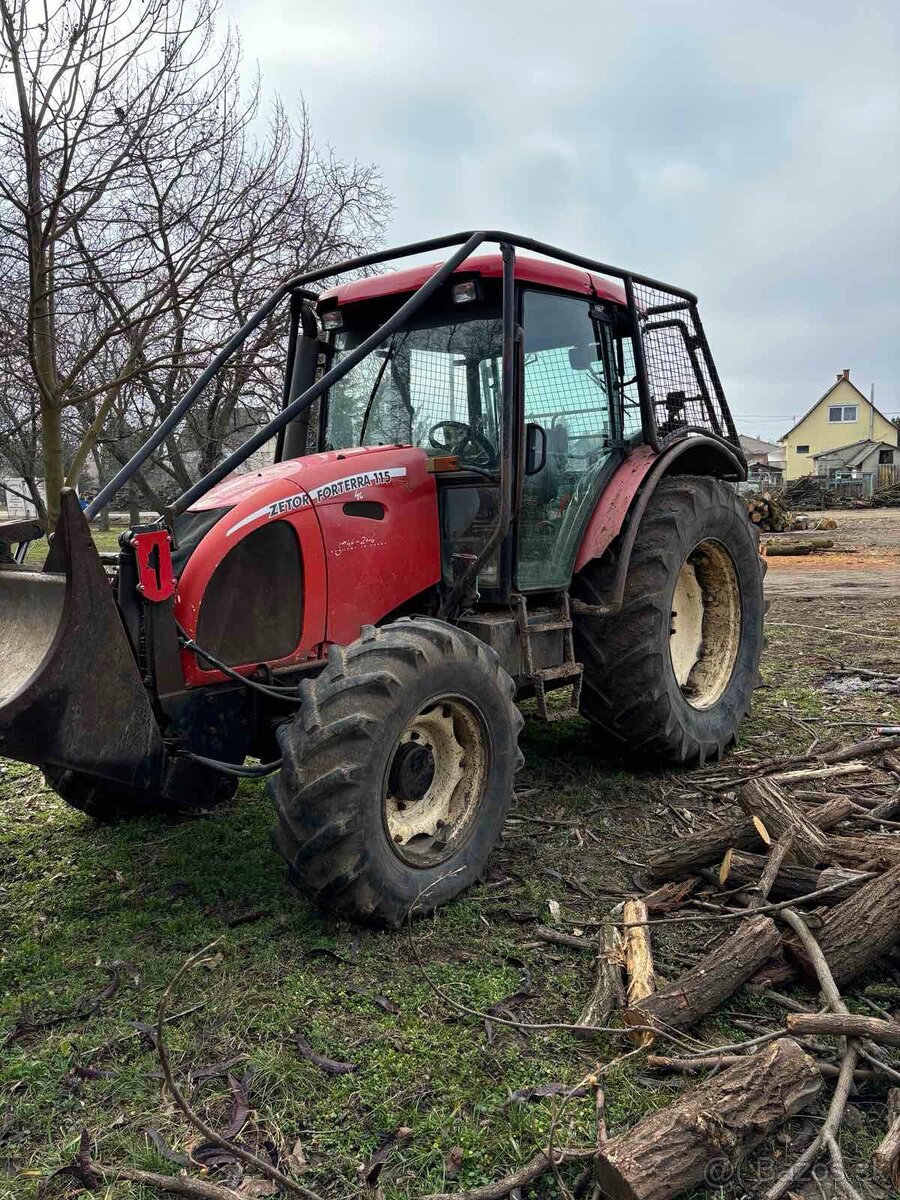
xmin=0 ymin=489 xmax=168 ymax=788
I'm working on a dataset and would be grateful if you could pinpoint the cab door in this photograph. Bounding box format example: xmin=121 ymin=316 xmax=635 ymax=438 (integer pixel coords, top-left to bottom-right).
xmin=515 ymin=289 xmax=623 ymax=590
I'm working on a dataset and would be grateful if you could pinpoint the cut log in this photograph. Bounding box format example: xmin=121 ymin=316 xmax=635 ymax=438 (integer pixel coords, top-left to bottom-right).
xmin=764 ymin=542 xmax=812 ymax=556
xmin=786 ymin=1012 xmax=900 ymax=1047
xmin=646 ymin=796 xmax=853 ymax=880
xmin=593 ymin=1038 xmax=823 ymax=1200
xmin=575 ymin=925 xmax=625 ymax=1035
xmin=874 ymin=1088 xmax=900 ymax=1189
xmin=787 ymin=864 xmax=900 ymax=986
xmin=622 ymin=900 xmax=654 ymax=1047
xmin=736 ymin=778 xmax=829 ymax=866
xmin=623 ymin=915 xmax=781 ymax=1035
xmin=642 ymin=878 xmax=699 ymax=913
xmin=723 ymin=852 xmax=869 ymax=906
xmin=825 ymin=834 xmax=900 ymax=871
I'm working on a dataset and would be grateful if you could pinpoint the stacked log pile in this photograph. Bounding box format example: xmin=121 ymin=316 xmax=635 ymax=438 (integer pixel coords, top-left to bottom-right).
xmin=872 ymin=479 xmax=900 ymax=507
xmin=554 ymin=732 xmax=900 ymax=1200
xmin=746 ymin=491 xmax=790 ymax=531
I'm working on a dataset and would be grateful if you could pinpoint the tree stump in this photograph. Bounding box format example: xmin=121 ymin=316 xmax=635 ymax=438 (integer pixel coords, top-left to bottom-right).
xmin=624 ymin=915 xmax=781 ymax=1035
xmin=593 ymin=1038 xmax=823 ymax=1200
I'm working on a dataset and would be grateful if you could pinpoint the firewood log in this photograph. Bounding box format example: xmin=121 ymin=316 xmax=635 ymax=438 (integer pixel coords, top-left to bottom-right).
xmin=575 ymin=924 xmax=625 ymax=1036
xmin=787 ymin=864 xmax=900 ymax=986
xmin=825 ymin=834 xmax=900 ymax=871
xmin=623 ymin=900 xmax=654 ymax=1047
xmin=736 ymin=778 xmax=829 ymax=866
xmin=785 ymin=1012 xmax=900 ymax=1047
xmin=645 ymin=796 xmax=853 ymax=880
xmin=593 ymin=1039 xmax=823 ymax=1200
xmin=722 ymin=852 xmax=868 ymax=905
xmin=623 ymin=915 xmax=781 ymax=1035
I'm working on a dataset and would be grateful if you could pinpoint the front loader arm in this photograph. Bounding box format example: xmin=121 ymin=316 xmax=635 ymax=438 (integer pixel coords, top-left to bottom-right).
xmin=0 ymin=489 xmax=168 ymax=789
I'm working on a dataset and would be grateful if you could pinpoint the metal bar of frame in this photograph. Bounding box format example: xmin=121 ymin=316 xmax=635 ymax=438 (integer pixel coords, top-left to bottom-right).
xmin=169 ymin=231 xmax=488 ymax=518
xmin=437 ymin=240 xmax=518 ymax=619
xmin=273 ymin=292 xmax=303 ymax=463
xmin=84 ymin=228 xmax=716 ymax=523
xmin=623 ymin=274 xmax=661 ymax=455
xmin=641 ymin=317 xmax=722 ymax=436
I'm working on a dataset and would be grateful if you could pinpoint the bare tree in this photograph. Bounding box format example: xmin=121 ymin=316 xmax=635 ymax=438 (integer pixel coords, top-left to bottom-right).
xmin=0 ymin=0 xmax=388 ymax=525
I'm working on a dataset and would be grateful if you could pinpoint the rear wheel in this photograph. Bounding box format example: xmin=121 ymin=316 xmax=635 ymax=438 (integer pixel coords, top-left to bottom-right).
xmin=271 ymin=617 xmax=523 ymax=927
xmin=43 ymin=762 xmax=237 ymax=821
xmin=572 ymin=474 xmax=765 ymax=766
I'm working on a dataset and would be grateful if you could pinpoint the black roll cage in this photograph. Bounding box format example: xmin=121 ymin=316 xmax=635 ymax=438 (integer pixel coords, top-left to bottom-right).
xmin=84 ymin=231 xmax=741 ymax=604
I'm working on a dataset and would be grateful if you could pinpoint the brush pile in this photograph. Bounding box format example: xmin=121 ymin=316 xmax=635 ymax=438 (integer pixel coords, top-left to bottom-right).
xmin=555 ymin=732 xmax=900 ymax=1199
xmin=873 ymin=479 xmax=900 ymax=507
xmin=781 ymin=476 xmax=839 ymax=511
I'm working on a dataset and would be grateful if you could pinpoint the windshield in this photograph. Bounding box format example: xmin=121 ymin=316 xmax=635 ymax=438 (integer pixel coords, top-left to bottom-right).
xmin=324 ymin=313 xmax=503 ymax=468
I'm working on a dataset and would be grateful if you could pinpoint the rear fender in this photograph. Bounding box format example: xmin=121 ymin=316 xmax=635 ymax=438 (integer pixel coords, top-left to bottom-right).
xmin=0 ymin=489 xmax=168 ymax=787
xmin=573 ymin=436 xmax=746 ymax=579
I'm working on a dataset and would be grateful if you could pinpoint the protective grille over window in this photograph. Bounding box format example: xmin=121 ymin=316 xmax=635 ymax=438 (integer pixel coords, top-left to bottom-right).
xmin=631 ymin=281 xmax=738 ymax=448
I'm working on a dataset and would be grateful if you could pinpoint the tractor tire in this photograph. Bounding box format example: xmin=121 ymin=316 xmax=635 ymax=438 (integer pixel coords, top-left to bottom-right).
xmin=572 ymin=474 xmax=765 ymax=766
xmin=271 ymin=617 xmax=523 ymax=928
xmin=43 ymin=762 xmax=237 ymax=822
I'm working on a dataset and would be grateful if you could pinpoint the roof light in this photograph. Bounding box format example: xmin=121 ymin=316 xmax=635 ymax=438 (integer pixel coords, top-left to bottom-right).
xmin=452 ymin=280 xmax=480 ymax=304
xmin=321 ymin=309 xmax=343 ymax=330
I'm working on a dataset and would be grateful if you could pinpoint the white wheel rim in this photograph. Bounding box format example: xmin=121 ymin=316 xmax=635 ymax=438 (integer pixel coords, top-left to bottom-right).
xmin=669 ymin=539 xmax=742 ymax=710
xmin=384 ymin=697 xmax=489 ymax=866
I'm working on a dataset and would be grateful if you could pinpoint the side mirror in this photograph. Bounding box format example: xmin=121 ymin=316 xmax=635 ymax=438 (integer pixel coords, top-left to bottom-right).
xmin=525 ymin=423 xmax=547 ymax=475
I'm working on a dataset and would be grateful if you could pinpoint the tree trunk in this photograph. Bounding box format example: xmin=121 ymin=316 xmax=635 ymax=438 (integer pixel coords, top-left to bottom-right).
xmin=593 ymin=1038 xmax=823 ymax=1200
xmin=723 ymin=852 xmax=869 ymax=906
xmin=40 ymin=397 xmax=64 ymax=529
xmin=873 ymin=1089 xmax=900 ymax=1189
xmin=575 ymin=925 xmax=625 ymax=1036
xmin=787 ymin=864 xmax=900 ymax=986
xmin=623 ymin=915 xmax=781 ymax=1036
xmin=785 ymin=1012 xmax=900 ymax=1047
xmin=646 ymin=797 xmax=854 ymax=880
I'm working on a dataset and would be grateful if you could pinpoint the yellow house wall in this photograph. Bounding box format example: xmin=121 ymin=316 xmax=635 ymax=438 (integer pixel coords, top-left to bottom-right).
xmin=781 ymin=380 xmax=899 ymax=479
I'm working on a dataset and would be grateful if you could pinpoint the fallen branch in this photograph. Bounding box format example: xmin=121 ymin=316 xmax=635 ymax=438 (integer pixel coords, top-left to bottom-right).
xmin=622 ymin=899 xmax=654 ymax=1047
xmin=646 ymin=1053 xmax=876 ymax=1082
xmin=103 ymin=1165 xmax=243 ymax=1200
xmin=786 ymin=1012 xmax=900 ymax=1048
xmin=575 ymin=924 xmax=625 ymax=1036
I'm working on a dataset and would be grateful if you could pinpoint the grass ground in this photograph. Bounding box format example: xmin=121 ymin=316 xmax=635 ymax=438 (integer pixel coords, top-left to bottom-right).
xmin=2 ymin=529 xmax=899 ymax=1198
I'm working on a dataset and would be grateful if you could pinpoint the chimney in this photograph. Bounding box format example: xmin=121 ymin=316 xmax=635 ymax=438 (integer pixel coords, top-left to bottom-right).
xmin=837 ymin=368 xmax=850 ymax=381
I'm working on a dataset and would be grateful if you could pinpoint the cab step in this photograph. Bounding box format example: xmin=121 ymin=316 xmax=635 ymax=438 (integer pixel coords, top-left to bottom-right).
xmin=514 ymin=593 xmax=583 ymax=722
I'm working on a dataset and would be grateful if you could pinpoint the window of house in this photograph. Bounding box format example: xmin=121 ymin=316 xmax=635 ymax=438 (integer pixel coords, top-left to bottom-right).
xmin=796 ymin=444 xmax=810 ymax=454
xmin=828 ymin=405 xmax=858 ymax=422
xmin=880 ymin=449 xmax=895 ymax=465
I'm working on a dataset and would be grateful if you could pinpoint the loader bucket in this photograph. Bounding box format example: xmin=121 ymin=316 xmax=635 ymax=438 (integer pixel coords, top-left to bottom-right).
xmin=0 ymin=489 xmax=168 ymax=789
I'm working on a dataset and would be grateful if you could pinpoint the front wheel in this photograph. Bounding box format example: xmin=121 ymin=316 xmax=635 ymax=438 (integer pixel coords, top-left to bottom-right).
xmin=572 ymin=474 xmax=765 ymax=766
xmin=271 ymin=617 xmax=523 ymax=928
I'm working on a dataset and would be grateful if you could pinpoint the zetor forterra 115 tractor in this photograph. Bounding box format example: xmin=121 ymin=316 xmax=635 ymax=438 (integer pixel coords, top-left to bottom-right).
xmin=0 ymin=231 xmax=764 ymax=927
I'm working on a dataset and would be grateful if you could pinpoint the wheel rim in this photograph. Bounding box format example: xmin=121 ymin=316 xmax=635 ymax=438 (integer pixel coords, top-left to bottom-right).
xmin=669 ymin=539 xmax=742 ymax=710
xmin=383 ymin=696 xmax=489 ymax=867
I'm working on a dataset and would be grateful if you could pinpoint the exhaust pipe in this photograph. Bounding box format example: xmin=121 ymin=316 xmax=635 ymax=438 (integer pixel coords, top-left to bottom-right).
xmin=0 ymin=489 xmax=167 ymax=789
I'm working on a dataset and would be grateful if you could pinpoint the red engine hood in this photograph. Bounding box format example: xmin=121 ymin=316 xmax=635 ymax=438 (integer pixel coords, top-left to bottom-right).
xmin=189 ymin=444 xmax=416 ymax=513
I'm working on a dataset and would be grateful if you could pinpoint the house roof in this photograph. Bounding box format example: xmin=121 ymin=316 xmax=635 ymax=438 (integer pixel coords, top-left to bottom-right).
xmin=811 ymin=439 xmax=895 ymax=467
xmin=739 ymin=434 xmax=783 ymax=456
xmin=781 ymin=374 xmax=893 ymax=440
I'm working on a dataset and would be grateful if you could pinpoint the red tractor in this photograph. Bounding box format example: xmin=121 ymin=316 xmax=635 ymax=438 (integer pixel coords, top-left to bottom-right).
xmin=0 ymin=232 xmax=764 ymax=926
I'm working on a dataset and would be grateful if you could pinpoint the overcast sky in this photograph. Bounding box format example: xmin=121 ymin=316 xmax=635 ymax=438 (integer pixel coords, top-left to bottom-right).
xmin=224 ymin=0 xmax=899 ymax=440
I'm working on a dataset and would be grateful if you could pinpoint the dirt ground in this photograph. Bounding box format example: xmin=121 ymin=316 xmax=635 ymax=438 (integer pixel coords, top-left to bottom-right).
xmin=764 ymin=506 xmax=900 ymax=598
xmin=1 ymin=516 xmax=899 ymax=1198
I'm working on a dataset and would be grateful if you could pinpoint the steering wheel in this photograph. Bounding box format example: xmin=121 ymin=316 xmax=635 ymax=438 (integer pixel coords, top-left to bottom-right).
xmin=427 ymin=420 xmax=496 ymax=468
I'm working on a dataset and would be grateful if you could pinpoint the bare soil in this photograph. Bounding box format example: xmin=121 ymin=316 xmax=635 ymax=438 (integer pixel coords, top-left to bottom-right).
xmin=764 ymin=506 xmax=900 ymax=597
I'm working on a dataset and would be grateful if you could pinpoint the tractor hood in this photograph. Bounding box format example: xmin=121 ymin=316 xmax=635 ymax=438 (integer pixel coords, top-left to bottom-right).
xmin=188 ymin=444 xmax=414 ymax=513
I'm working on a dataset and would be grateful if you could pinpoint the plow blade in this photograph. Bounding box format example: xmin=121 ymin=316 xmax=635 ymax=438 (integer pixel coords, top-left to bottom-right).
xmin=0 ymin=489 xmax=167 ymax=788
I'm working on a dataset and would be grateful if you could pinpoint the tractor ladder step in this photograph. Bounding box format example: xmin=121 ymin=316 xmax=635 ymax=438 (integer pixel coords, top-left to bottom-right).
xmin=514 ymin=593 xmax=583 ymax=722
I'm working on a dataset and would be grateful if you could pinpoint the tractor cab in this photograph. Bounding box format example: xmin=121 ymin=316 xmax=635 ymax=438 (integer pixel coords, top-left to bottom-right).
xmin=297 ymin=255 xmax=639 ymax=599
